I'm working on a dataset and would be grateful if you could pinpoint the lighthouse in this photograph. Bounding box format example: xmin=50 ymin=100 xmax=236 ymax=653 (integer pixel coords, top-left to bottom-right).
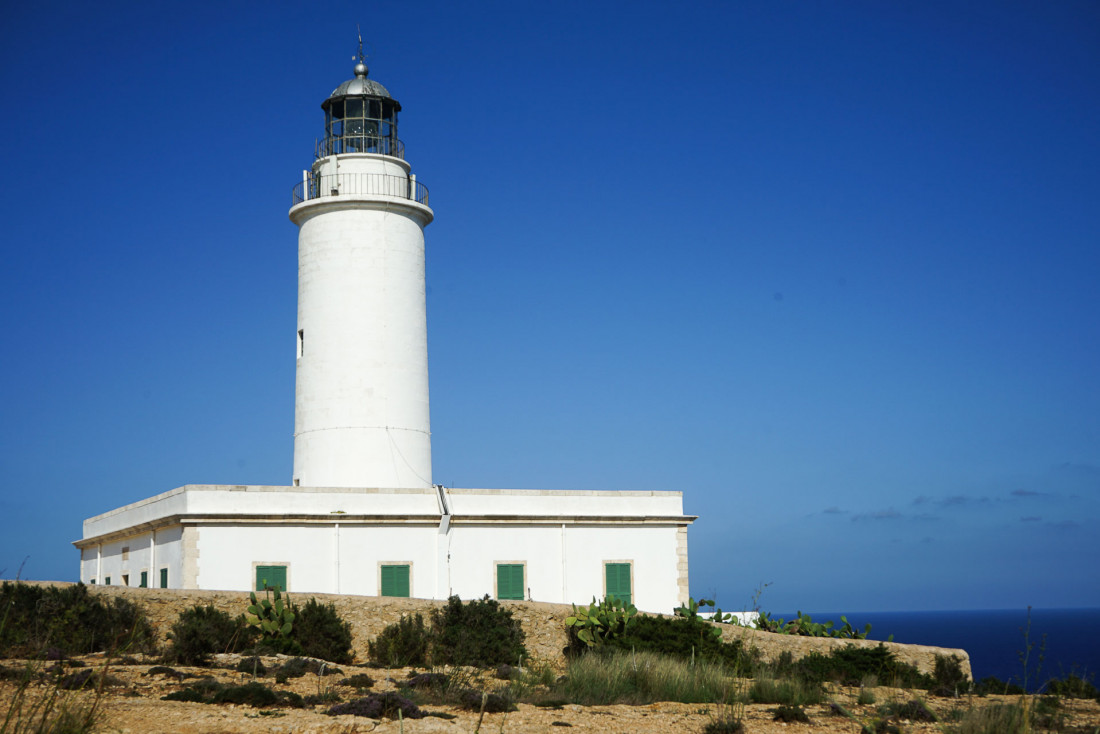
xmin=289 ymin=55 xmax=434 ymax=489
xmin=76 ymin=51 xmax=694 ymax=612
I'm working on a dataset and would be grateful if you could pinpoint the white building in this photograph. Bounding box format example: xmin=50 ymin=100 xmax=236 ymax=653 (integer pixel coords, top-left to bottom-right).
xmin=74 ymin=54 xmax=695 ymax=613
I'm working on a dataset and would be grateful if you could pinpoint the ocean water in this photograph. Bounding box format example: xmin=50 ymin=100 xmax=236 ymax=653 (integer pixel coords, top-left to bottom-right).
xmin=772 ymin=608 xmax=1100 ymax=690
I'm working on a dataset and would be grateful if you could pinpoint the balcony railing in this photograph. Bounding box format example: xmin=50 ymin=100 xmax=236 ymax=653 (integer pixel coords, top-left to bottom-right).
xmin=292 ymin=172 xmax=430 ymax=206
xmin=316 ymin=134 xmax=405 ymax=159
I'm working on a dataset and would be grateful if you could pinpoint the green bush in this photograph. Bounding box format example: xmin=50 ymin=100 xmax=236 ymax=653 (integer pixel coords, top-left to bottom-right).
xmin=971 ymin=675 xmax=1025 ymax=696
xmin=430 ymin=595 xmax=527 ymax=667
xmin=368 ymin=612 xmax=431 ymax=667
xmin=794 ymin=644 xmax=930 ymax=688
xmin=292 ymin=599 xmax=353 ymax=664
xmin=166 ymin=604 xmax=254 ymax=666
xmin=604 ymin=614 xmax=746 ymax=668
xmin=772 ymin=704 xmax=810 ymax=723
xmin=748 ymin=676 xmax=824 ymax=706
xmin=0 ymin=582 xmax=156 ymax=658
xmin=880 ymin=698 xmax=937 ymax=722
xmin=931 ymin=654 xmax=971 ymax=696
xmin=1045 ymin=673 xmax=1098 ymax=699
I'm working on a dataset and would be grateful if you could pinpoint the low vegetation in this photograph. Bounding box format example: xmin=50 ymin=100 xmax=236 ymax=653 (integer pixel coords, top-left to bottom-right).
xmin=368 ymin=595 xmax=526 ymax=668
xmin=0 ymin=582 xmax=155 ymax=658
xmin=4 ymin=585 xmax=1099 ymax=732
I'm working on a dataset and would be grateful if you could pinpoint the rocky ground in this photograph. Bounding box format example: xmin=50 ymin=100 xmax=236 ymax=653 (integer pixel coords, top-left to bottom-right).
xmin=3 ymin=654 xmax=1099 ymax=734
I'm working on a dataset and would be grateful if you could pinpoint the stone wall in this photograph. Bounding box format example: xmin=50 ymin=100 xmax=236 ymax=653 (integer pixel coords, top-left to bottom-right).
xmin=20 ymin=582 xmax=970 ymax=678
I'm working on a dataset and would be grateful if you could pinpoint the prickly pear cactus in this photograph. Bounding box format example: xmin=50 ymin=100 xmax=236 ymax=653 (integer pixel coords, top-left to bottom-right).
xmin=245 ymin=587 xmax=296 ymax=640
xmin=565 ymin=595 xmax=637 ymax=647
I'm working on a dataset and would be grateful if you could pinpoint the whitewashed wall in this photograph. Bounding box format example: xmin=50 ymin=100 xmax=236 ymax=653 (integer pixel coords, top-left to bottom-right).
xmin=77 ymin=485 xmax=692 ymax=612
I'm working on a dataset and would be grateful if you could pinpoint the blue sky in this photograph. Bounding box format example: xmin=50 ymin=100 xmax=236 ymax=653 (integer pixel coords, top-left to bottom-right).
xmin=2 ymin=1 xmax=1098 ymax=613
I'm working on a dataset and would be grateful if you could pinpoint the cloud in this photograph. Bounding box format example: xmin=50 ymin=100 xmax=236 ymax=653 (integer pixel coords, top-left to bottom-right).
xmin=822 ymin=506 xmax=846 ymax=515
xmin=1020 ymin=516 xmax=1042 ymax=523
xmin=852 ymin=508 xmax=902 ymax=522
xmin=1011 ymin=489 xmax=1049 ymax=498
xmin=909 ymin=494 xmax=990 ymax=510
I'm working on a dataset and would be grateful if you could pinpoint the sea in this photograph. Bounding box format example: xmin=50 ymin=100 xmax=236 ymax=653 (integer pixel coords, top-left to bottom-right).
xmin=772 ymin=608 xmax=1100 ymax=691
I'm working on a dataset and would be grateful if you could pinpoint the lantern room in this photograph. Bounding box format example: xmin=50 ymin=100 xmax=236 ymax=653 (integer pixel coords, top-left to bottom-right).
xmin=319 ymin=61 xmax=402 ymax=158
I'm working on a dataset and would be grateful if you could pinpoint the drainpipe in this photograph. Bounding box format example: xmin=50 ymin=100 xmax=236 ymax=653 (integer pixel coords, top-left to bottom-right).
xmin=561 ymin=523 xmax=567 ymax=603
xmin=434 ymin=484 xmax=452 ymax=599
xmin=334 ymin=522 xmax=341 ymax=594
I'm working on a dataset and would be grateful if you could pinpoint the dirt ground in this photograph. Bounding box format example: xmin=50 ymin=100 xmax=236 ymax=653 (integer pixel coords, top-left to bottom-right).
xmin=3 ymin=654 xmax=1099 ymax=734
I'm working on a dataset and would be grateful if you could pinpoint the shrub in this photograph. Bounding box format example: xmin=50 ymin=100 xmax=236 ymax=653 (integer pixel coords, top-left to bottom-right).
xmin=1045 ymin=673 xmax=1098 ymax=699
xmin=406 ymin=672 xmax=448 ymax=689
xmin=327 ymin=691 xmax=423 ymax=719
xmin=304 ymin=691 xmax=342 ymax=706
xmin=772 ymin=704 xmax=810 ymax=723
xmin=235 ymin=656 xmax=266 ymax=676
xmin=162 ymin=687 xmax=207 ymax=703
xmin=748 ymin=676 xmax=824 ymax=706
xmin=368 ymin=612 xmax=431 ymax=668
xmin=0 ymin=582 xmax=155 ymax=657
xmin=931 ymin=654 xmax=971 ymax=696
xmin=456 ymin=689 xmax=516 ymax=712
xmin=430 ymin=595 xmax=527 ymax=667
xmin=795 ymin=644 xmax=929 ymax=688
xmin=271 ymin=656 xmax=338 ymax=680
xmin=881 ymin=698 xmax=937 ymax=722
xmin=972 ymin=675 xmax=1025 ymax=696
xmin=292 ymin=599 xmax=354 ymax=664
xmin=605 ymin=614 xmax=745 ymax=668
xmin=339 ymin=673 xmax=374 ymax=689
xmin=166 ymin=605 xmax=254 ymax=666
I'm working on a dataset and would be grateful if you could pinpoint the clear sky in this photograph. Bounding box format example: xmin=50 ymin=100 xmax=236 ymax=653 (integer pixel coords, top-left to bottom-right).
xmin=2 ymin=1 xmax=1098 ymax=614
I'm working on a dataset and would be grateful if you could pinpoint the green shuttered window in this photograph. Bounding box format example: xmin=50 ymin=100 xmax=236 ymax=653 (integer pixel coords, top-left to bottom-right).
xmin=496 ymin=564 xmax=524 ymax=600
xmin=380 ymin=564 xmax=410 ymax=597
xmin=605 ymin=563 xmax=632 ymax=605
xmin=256 ymin=565 xmax=287 ymax=592
xmin=139 ymin=571 xmax=148 ymax=588
xmin=159 ymin=568 xmax=168 ymax=588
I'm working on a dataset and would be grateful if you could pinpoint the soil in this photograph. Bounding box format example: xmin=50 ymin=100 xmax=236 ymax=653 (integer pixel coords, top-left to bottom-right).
xmin=3 ymin=654 xmax=1099 ymax=734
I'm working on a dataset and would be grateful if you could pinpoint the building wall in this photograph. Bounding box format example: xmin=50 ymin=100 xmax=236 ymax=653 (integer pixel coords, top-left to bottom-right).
xmin=184 ymin=521 xmax=684 ymax=612
xmin=80 ymin=525 xmax=185 ymax=589
xmin=78 ymin=485 xmax=694 ymax=612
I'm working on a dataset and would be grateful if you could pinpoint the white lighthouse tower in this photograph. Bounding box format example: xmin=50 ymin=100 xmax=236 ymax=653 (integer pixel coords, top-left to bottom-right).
xmin=289 ymin=54 xmax=434 ymax=489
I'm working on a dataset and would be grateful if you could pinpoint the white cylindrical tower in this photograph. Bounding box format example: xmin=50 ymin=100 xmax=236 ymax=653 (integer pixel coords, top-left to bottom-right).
xmin=289 ymin=58 xmax=434 ymax=489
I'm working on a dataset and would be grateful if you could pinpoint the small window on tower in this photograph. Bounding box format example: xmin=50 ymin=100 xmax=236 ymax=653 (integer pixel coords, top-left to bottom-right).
xmin=121 ymin=546 xmax=129 ymax=561
xmin=297 ymin=330 xmax=304 ymax=358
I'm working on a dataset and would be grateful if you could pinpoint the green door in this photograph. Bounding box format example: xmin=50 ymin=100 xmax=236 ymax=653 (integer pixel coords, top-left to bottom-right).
xmin=159 ymin=568 xmax=168 ymax=588
xmin=496 ymin=564 xmax=524 ymax=600
xmin=256 ymin=565 xmax=287 ymax=591
xmin=139 ymin=571 xmax=148 ymax=588
xmin=380 ymin=565 xmax=410 ymax=597
xmin=605 ymin=563 xmax=632 ymax=605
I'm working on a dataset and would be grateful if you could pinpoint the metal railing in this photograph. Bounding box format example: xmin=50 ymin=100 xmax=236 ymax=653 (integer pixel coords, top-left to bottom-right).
xmin=292 ymin=172 xmax=430 ymax=206
xmin=316 ymin=134 xmax=405 ymax=159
